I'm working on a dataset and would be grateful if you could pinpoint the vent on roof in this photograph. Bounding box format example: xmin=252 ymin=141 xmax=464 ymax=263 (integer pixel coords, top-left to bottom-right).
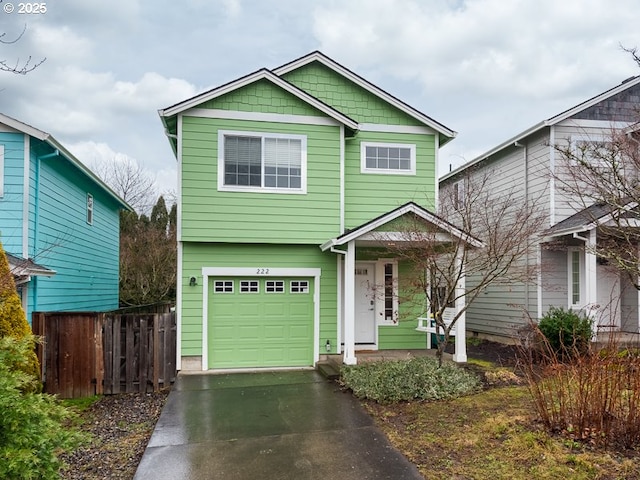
xmin=621 ymin=76 xmax=638 ymax=84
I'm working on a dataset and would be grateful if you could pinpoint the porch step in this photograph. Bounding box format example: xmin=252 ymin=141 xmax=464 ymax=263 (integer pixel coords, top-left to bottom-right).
xmin=316 ymin=360 xmax=341 ymax=380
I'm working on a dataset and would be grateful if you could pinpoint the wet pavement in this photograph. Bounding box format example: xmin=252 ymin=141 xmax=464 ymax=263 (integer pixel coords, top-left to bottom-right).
xmin=134 ymin=370 xmax=423 ymax=480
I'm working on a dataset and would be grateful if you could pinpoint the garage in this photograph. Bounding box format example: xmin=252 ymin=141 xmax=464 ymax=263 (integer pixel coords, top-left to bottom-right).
xmin=207 ymin=277 xmax=315 ymax=369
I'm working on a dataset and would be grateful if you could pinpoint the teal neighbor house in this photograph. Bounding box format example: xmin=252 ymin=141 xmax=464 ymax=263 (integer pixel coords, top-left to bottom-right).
xmin=159 ymin=51 xmax=476 ymax=371
xmin=0 ymin=113 xmax=131 ymax=320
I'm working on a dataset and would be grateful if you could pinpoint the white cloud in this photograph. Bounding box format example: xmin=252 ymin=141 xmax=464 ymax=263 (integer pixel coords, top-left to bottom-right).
xmin=313 ymin=0 xmax=640 ymax=99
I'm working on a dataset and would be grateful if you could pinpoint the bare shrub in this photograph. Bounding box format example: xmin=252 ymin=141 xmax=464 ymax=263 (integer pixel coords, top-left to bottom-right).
xmin=520 ymin=325 xmax=640 ymax=449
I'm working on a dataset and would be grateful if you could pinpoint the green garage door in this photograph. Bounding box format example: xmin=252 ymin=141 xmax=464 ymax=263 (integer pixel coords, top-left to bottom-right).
xmin=208 ymin=277 xmax=314 ymax=369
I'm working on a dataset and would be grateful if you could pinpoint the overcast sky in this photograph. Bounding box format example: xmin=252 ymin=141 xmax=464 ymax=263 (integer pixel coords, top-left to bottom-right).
xmin=2 ymin=0 xmax=640 ymax=198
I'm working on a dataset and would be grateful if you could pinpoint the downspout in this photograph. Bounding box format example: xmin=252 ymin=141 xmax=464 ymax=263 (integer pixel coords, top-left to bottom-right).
xmin=32 ymin=149 xmax=60 ymax=313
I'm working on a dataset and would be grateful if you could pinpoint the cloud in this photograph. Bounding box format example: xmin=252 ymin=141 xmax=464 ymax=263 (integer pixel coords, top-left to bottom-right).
xmin=313 ymin=0 xmax=640 ymax=100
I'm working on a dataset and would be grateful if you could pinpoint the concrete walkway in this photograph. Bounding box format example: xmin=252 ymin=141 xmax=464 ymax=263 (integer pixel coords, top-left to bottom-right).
xmin=134 ymin=370 xmax=423 ymax=480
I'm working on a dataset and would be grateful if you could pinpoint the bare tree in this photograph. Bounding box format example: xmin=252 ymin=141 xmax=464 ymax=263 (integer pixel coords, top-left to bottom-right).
xmin=1 ymin=24 xmax=45 ymax=75
xmin=553 ymin=124 xmax=640 ymax=288
xmin=382 ymin=170 xmax=546 ymax=365
xmin=92 ymin=156 xmax=157 ymax=214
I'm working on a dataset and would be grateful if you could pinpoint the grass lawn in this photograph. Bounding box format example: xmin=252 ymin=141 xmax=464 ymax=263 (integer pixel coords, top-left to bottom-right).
xmin=361 ymin=361 xmax=640 ymax=480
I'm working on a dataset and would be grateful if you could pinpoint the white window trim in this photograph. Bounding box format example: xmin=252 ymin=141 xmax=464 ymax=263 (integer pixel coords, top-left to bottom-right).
xmin=217 ymin=130 xmax=307 ymax=194
xmin=360 ymin=142 xmax=416 ymax=175
xmin=375 ymin=259 xmax=399 ymax=326
xmin=570 ymin=134 xmax=611 ymax=168
xmin=568 ymin=248 xmax=584 ymax=309
xmin=453 ymin=180 xmax=465 ymax=209
xmin=0 ymin=145 xmax=4 ymax=197
xmin=213 ymin=280 xmax=234 ymax=293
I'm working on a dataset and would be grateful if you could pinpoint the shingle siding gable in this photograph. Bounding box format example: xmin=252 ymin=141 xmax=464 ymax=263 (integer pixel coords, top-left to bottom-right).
xmin=281 ymin=62 xmax=424 ymax=126
xmin=572 ymin=82 xmax=640 ymax=122
xmin=199 ymin=79 xmax=326 ymax=117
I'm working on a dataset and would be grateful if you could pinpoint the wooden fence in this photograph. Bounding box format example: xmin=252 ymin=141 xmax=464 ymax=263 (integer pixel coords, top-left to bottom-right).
xmin=32 ymin=311 xmax=176 ymax=399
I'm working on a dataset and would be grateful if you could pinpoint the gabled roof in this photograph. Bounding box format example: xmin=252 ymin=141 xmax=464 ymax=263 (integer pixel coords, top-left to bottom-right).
xmin=273 ymin=51 xmax=456 ymax=144
xmin=320 ymin=201 xmax=483 ymax=251
xmin=544 ymin=200 xmax=639 ymax=239
xmin=0 ymin=113 xmax=132 ymax=211
xmin=158 ymin=67 xmax=359 ymax=130
xmin=159 ymin=51 xmax=456 ymax=150
xmin=441 ymin=75 xmax=640 ymax=182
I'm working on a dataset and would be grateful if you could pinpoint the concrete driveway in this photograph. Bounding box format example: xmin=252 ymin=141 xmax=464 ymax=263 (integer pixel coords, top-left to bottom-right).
xmin=134 ymin=370 xmax=423 ymax=480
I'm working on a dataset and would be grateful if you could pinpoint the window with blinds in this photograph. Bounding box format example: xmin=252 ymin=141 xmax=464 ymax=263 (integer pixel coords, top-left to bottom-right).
xmin=219 ymin=131 xmax=306 ymax=193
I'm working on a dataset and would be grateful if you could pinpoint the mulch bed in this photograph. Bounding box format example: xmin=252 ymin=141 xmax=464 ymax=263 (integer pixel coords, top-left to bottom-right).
xmin=60 ymin=390 xmax=169 ymax=480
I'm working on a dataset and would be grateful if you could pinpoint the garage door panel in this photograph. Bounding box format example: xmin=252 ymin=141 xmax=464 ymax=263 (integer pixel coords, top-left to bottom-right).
xmin=208 ymin=277 xmax=314 ymax=369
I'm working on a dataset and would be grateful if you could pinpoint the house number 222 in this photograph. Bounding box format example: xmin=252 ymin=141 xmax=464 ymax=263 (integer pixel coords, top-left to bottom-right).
xmin=256 ymin=268 xmax=270 ymax=274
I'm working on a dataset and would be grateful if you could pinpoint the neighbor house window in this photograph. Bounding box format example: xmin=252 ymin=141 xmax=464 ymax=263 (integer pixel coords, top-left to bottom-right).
xmin=453 ymin=180 xmax=465 ymax=210
xmin=218 ymin=131 xmax=307 ymax=193
xmin=571 ymin=135 xmax=613 ymax=168
xmin=361 ymin=142 xmax=416 ymax=175
xmin=569 ymin=249 xmax=583 ymax=306
xmin=86 ymin=194 xmax=94 ymax=225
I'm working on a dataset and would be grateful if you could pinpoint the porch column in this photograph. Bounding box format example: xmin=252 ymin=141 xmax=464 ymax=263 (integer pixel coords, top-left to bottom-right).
xmin=453 ymin=249 xmax=467 ymax=362
xmin=343 ymin=240 xmax=357 ymax=365
xmin=585 ymin=229 xmax=598 ymax=335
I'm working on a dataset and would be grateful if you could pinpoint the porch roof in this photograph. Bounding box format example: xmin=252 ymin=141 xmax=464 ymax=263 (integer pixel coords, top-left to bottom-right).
xmin=544 ymin=200 xmax=639 ymax=240
xmin=320 ymin=202 xmax=483 ymax=251
xmin=6 ymin=252 xmax=56 ymax=278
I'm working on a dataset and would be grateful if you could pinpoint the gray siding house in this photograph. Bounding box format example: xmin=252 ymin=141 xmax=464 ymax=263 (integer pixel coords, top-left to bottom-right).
xmin=440 ymin=76 xmax=640 ymax=339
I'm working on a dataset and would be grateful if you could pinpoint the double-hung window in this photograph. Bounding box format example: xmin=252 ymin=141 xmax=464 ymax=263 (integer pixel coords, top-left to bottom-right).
xmin=218 ymin=131 xmax=306 ymax=193
xmin=361 ymin=142 xmax=416 ymax=175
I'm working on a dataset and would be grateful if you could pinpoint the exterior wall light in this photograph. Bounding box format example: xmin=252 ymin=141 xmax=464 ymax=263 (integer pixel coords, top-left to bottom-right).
xmin=189 ymin=276 xmax=197 ymax=287
xmin=325 ymin=339 xmax=331 ymax=352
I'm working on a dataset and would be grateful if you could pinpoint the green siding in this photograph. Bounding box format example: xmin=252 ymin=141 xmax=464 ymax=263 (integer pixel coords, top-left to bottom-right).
xmin=180 ymin=116 xmax=341 ymax=243
xmin=344 ymin=131 xmax=437 ymax=228
xmin=378 ymin=260 xmax=427 ymax=349
xmin=180 ymin=243 xmax=338 ymax=357
xmin=201 ymin=79 xmax=325 ymax=117
xmin=282 ymin=62 xmax=424 ymax=126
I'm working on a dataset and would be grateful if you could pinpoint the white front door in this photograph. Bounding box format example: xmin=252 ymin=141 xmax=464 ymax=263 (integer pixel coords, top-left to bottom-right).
xmin=354 ymin=262 xmax=376 ymax=346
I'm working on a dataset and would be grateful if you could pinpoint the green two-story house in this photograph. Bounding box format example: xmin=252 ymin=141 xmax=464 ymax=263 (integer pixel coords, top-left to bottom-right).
xmin=159 ymin=51 xmax=475 ymax=371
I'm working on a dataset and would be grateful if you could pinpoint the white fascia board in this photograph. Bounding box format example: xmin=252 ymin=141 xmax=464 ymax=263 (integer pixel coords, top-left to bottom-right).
xmin=359 ymin=123 xmax=436 ymax=135
xmin=159 ymin=69 xmax=359 ymax=131
xmin=0 ymin=113 xmax=48 ymax=141
xmin=186 ymin=108 xmax=341 ymax=127
xmin=273 ymin=52 xmax=456 ymax=140
xmin=322 ymin=203 xmax=483 ymax=250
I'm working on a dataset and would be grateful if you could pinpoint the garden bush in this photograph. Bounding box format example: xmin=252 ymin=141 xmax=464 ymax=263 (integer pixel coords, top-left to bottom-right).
xmin=340 ymin=356 xmax=481 ymax=404
xmin=0 ymin=336 xmax=82 ymax=479
xmin=537 ymin=307 xmax=592 ymax=359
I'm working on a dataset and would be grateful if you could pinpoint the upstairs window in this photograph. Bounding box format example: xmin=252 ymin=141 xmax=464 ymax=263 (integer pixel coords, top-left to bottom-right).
xmin=86 ymin=193 xmax=94 ymax=225
xmin=571 ymin=135 xmax=614 ymax=169
xmin=218 ymin=131 xmax=306 ymax=194
xmin=361 ymin=142 xmax=416 ymax=175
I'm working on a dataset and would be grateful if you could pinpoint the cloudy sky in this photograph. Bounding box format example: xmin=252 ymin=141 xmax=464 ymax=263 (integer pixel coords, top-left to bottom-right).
xmin=2 ymin=0 xmax=640 ymax=198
